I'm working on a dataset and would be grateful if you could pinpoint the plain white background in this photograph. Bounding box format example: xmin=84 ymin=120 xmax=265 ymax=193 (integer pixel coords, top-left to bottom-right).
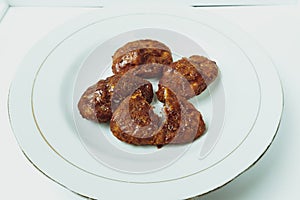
xmin=0 ymin=4 xmax=300 ymax=200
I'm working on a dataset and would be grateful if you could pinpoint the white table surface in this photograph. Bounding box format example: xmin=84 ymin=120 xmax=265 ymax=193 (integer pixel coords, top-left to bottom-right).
xmin=0 ymin=4 xmax=299 ymax=200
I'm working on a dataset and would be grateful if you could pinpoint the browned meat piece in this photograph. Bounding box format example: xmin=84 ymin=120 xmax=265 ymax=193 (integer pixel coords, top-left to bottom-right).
xmin=112 ymin=39 xmax=173 ymax=78
xmin=156 ymin=55 xmax=218 ymax=102
xmin=110 ymin=90 xmax=161 ymax=145
xmin=156 ymin=87 xmax=206 ymax=144
xmin=78 ymin=74 xmax=153 ymax=123
xmin=110 ymin=87 xmax=206 ymax=146
xmin=189 ymin=55 xmax=219 ymax=85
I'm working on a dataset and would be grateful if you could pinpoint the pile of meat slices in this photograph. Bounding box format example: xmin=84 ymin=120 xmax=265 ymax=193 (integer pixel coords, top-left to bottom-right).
xmin=78 ymin=39 xmax=218 ymax=146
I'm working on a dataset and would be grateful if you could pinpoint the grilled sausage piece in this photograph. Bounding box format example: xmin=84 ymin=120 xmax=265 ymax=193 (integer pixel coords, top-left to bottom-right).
xmin=112 ymin=39 xmax=173 ymax=78
xmin=78 ymin=74 xmax=153 ymax=123
xmin=156 ymin=55 xmax=218 ymax=102
xmin=110 ymin=87 xmax=206 ymax=146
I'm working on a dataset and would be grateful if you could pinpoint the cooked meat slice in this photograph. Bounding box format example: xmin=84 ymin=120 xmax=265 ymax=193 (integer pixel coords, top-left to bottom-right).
xmin=110 ymin=87 xmax=206 ymax=146
xmin=112 ymin=39 xmax=173 ymax=78
xmin=155 ymin=87 xmax=206 ymax=144
xmin=156 ymin=55 xmax=218 ymax=102
xmin=78 ymin=74 xmax=153 ymax=123
xmin=110 ymin=90 xmax=161 ymax=145
xmin=189 ymin=55 xmax=219 ymax=85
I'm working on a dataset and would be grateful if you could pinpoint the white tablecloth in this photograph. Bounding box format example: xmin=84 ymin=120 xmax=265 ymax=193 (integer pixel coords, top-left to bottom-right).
xmin=0 ymin=4 xmax=299 ymax=199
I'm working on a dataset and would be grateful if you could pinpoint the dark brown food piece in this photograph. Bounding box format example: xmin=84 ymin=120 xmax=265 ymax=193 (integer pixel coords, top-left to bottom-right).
xmin=110 ymin=87 xmax=206 ymax=145
xmin=156 ymin=87 xmax=206 ymax=144
xmin=112 ymin=39 xmax=173 ymax=78
xmin=78 ymin=74 xmax=153 ymax=123
xmin=110 ymin=90 xmax=161 ymax=145
xmin=156 ymin=55 xmax=218 ymax=102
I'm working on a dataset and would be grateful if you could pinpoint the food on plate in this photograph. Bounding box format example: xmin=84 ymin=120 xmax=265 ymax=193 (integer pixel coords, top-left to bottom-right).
xmin=110 ymin=87 xmax=206 ymax=146
xmin=112 ymin=39 xmax=173 ymax=78
xmin=78 ymin=74 xmax=153 ymax=123
xmin=78 ymin=39 xmax=219 ymax=147
xmin=156 ymin=55 xmax=218 ymax=102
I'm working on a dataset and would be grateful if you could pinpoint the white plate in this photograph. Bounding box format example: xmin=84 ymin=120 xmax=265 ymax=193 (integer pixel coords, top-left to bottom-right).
xmin=8 ymin=9 xmax=283 ymax=199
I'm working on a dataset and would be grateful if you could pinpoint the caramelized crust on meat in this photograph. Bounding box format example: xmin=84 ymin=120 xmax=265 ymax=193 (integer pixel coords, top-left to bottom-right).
xmin=110 ymin=91 xmax=161 ymax=145
xmin=112 ymin=39 xmax=173 ymax=78
xmin=78 ymin=74 xmax=153 ymax=123
xmin=156 ymin=87 xmax=206 ymax=144
xmin=156 ymin=55 xmax=218 ymax=102
xmin=110 ymin=87 xmax=206 ymax=145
